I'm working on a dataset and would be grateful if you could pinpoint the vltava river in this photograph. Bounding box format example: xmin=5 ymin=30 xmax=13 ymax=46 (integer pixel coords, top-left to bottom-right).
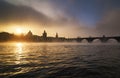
xmin=0 ymin=42 xmax=120 ymax=78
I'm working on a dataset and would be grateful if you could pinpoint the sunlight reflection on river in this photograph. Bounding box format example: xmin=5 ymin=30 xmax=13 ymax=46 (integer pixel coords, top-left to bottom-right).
xmin=0 ymin=42 xmax=120 ymax=78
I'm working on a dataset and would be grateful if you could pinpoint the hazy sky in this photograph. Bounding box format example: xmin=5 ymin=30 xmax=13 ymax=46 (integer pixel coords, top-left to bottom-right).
xmin=0 ymin=0 xmax=120 ymax=37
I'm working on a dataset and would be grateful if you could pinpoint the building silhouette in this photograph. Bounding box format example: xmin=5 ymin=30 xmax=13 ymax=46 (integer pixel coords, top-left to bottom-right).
xmin=42 ymin=30 xmax=47 ymax=38
xmin=42 ymin=30 xmax=47 ymax=41
xmin=26 ymin=30 xmax=33 ymax=37
xmin=26 ymin=30 xmax=33 ymax=41
xmin=56 ymin=33 xmax=58 ymax=38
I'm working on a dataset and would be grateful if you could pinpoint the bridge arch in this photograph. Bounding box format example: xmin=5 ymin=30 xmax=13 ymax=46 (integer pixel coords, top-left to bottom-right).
xmin=107 ymin=38 xmax=117 ymax=43
xmin=80 ymin=38 xmax=95 ymax=43
xmin=76 ymin=37 xmax=120 ymax=43
xmin=113 ymin=37 xmax=120 ymax=42
xmin=92 ymin=39 xmax=101 ymax=43
xmin=80 ymin=39 xmax=88 ymax=43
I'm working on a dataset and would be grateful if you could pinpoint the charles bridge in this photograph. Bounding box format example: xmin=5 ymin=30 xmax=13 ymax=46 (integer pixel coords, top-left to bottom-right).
xmin=68 ymin=35 xmax=120 ymax=43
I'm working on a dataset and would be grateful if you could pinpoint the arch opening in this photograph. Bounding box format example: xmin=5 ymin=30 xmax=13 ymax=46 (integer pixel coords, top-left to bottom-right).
xmin=107 ymin=38 xmax=118 ymax=43
xmin=92 ymin=39 xmax=101 ymax=43
xmin=81 ymin=39 xmax=88 ymax=43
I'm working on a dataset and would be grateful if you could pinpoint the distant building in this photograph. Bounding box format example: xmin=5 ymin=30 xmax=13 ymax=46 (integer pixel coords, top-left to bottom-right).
xmin=42 ymin=30 xmax=47 ymax=39
xmin=26 ymin=30 xmax=33 ymax=37
xmin=26 ymin=30 xmax=33 ymax=41
xmin=56 ymin=33 xmax=58 ymax=38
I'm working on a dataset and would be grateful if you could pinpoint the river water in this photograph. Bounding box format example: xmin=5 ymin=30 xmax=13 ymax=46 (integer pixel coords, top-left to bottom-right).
xmin=0 ymin=42 xmax=120 ymax=78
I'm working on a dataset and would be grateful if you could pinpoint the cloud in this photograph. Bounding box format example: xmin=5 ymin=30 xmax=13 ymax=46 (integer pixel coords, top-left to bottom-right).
xmin=0 ymin=0 xmax=99 ymax=37
xmin=0 ymin=0 xmax=83 ymax=26
xmin=0 ymin=0 xmax=53 ymax=26
xmin=96 ymin=9 xmax=120 ymax=36
xmin=5 ymin=0 xmax=69 ymax=20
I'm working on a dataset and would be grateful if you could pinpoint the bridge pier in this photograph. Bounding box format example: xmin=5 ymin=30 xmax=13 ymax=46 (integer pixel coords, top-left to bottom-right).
xmin=76 ymin=38 xmax=83 ymax=42
xmin=101 ymin=39 xmax=107 ymax=43
xmin=86 ymin=38 xmax=94 ymax=43
xmin=99 ymin=35 xmax=109 ymax=43
xmin=100 ymin=38 xmax=109 ymax=43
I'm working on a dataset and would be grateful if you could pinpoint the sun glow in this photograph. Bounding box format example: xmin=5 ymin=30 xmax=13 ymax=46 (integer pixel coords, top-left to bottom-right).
xmin=16 ymin=28 xmax=22 ymax=34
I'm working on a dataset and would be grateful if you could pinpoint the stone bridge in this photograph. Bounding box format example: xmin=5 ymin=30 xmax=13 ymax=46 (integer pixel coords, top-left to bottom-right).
xmin=67 ymin=36 xmax=120 ymax=43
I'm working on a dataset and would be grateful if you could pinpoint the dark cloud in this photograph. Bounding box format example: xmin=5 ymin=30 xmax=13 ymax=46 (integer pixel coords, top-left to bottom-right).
xmin=96 ymin=9 xmax=120 ymax=36
xmin=0 ymin=0 xmax=78 ymax=27
xmin=0 ymin=0 xmax=53 ymax=26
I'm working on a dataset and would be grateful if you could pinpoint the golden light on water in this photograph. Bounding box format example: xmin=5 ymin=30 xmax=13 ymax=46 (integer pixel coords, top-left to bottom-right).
xmin=15 ymin=42 xmax=23 ymax=64
xmin=16 ymin=43 xmax=23 ymax=54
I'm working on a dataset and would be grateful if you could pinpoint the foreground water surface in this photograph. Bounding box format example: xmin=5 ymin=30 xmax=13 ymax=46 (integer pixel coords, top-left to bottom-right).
xmin=0 ymin=42 xmax=120 ymax=78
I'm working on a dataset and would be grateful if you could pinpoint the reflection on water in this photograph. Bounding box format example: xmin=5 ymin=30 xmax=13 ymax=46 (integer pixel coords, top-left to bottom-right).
xmin=0 ymin=42 xmax=120 ymax=78
xmin=15 ymin=43 xmax=23 ymax=64
xmin=16 ymin=43 xmax=23 ymax=54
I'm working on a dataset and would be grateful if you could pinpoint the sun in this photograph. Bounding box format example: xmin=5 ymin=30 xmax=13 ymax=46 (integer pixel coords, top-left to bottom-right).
xmin=16 ymin=28 xmax=22 ymax=34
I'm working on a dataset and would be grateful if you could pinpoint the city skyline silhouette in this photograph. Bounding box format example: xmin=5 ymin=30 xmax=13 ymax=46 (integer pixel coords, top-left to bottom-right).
xmin=0 ymin=30 xmax=120 ymax=43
